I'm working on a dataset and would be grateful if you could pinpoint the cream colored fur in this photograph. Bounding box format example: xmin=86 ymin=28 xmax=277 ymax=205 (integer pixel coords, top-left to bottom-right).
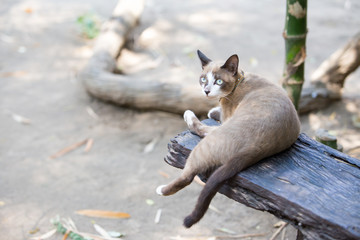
xmin=157 ymin=50 xmax=301 ymax=228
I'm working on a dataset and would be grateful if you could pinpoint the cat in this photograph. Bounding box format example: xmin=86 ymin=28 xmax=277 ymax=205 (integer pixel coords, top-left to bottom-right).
xmin=156 ymin=50 xmax=301 ymax=228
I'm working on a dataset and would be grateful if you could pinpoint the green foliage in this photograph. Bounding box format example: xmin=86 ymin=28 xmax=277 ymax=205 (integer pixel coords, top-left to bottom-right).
xmin=52 ymin=219 xmax=85 ymax=240
xmin=77 ymin=12 xmax=101 ymax=39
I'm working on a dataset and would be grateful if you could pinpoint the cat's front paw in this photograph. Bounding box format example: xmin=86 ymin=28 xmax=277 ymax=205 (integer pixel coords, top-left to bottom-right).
xmin=184 ymin=110 xmax=196 ymax=128
xmin=207 ymin=107 xmax=221 ymax=121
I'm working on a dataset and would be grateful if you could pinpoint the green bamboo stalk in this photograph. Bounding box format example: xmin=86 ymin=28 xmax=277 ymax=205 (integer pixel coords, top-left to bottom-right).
xmin=282 ymin=0 xmax=307 ymax=110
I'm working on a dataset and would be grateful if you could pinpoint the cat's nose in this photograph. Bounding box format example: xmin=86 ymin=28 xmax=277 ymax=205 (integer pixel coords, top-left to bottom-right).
xmin=205 ymin=90 xmax=210 ymax=96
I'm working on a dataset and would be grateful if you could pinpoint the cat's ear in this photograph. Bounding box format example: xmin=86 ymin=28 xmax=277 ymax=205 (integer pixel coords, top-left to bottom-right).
xmin=221 ymin=54 xmax=239 ymax=76
xmin=197 ymin=50 xmax=212 ymax=69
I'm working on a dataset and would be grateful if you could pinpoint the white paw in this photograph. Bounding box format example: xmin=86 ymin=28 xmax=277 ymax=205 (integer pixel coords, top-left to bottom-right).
xmin=184 ymin=110 xmax=196 ymax=126
xmin=156 ymin=185 xmax=166 ymax=196
xmin=207 ymin=106 xmax=221 ymax=120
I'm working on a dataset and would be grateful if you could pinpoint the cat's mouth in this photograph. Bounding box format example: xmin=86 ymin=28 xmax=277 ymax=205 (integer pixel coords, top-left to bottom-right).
xmin=203 ymin=91 xmax=217 ymax=99
xmin=203 ymin=91 xmax=227 ymax=99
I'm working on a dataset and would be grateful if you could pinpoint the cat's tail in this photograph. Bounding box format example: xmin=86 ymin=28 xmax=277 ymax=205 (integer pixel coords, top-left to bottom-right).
xmin=183 ymin=162 xmax=241 ymax=228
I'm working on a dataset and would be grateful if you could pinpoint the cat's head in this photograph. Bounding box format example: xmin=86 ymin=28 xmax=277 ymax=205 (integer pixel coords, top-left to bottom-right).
xmin=197 ymin=50 xmax=242 ymax=99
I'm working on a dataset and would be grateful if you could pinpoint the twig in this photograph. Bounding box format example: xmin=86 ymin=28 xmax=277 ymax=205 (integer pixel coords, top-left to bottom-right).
xmin=84 ymin=138 xmax=94 ymax=153
xmin=194 ymin=175 xmax=205 ymax=186
xmin=50 ymin=139 xmax=88 ymax=159
xmin=269 ymin=222 xmax=288 ymax=240
xmin=170 ymin=233 xmax=266 ymax=240
xmin=216 ymin=233 xmax=266 ymax=239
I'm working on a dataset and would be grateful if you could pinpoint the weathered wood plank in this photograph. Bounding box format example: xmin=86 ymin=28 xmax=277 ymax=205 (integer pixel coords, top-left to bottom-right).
xmin=164 ymin=119 xmax=360 ymax=240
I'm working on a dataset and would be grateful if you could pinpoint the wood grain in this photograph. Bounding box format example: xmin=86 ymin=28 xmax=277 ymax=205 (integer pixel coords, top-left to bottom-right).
xmin=165 ymin=119 xmax=360 ymax=240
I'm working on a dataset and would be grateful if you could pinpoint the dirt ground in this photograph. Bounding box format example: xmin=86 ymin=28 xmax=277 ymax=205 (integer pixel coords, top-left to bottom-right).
xmin=1 ymin=0 xmax=359 ymax=240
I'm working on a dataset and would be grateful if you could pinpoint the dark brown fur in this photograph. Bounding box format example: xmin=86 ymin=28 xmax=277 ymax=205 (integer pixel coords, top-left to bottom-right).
xmin=157 ymin=50 xmax=301 ymax=228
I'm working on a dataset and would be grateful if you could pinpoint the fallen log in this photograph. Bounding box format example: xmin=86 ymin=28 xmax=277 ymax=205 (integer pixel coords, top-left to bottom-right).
xmin=165 ymin=119 xmax=360 ymax=240
xmin=299 ymin=32 xmax=360 ymax=113
xmin=79 ymin=0 xmax=215 ymax=115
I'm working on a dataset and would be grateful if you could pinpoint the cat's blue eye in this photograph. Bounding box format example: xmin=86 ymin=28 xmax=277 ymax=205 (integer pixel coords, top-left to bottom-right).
xmin=216 ymin=79 xmax=223 ymax=85
xmin=200 ymin=77 xmax=206 ymax=83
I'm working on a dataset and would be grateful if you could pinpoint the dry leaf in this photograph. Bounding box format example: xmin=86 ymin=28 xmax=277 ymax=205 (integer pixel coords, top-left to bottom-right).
xmin=352 ymin=114 xmax=360 ymax=128
xmin=154 ymin=209 xmax=162 ymax=224
xmin=270 ymin=222 xmax=288 ymax=240
xmin=29 ymin=228 xmax=40 ymax=234
xmin=146 ymin=199 xmax=155 ymax=206
xmin=62 ymin=230 xmax=70 ymax=240
xmin=329 ymin=112 xmax=336 ymax=121
xmin=274 ymin=221 xmax=286 ymax=228
xmin=108 ymin=231 xmax=124 ymax=238
xmin=209 ymin=204 xmax=221 ymax=214
xmin=18 ymin=46 xmax=27 ymax=53
xmin=216 ymin=227 xmax=236 ymax=234
xmin=66 ymin=218 xmax=78 ymax=232
xmin=24 ymin=7 xmax=33 ymax=13
xmin=76 ymin=209 xmax=131 ymax=219
xmin=12 ymin=113 xmax=31 ymax=125
xmin=0 ymin=33 xmax=14 ymax=43
xmin=93 ymin=224 xmax=111 ymax=239
xmin=143 ymin=137 xmax=159 ymax=153
xmin=0 ymin=71 xmax=27 ymax=78
xmin=158 ymin=170 xmax=170 ymax=178
xmin=86 ymin=106 xmax=99 ymax=120
xmin=30 ymin=229 xmax=57 ymax=240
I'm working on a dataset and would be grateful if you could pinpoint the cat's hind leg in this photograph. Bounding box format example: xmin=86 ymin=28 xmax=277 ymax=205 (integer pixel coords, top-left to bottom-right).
xmin=183 ymin=162 xmax=240 ymax=228
xmin=184 ymin=110 xmax=217 ymax=138
xmin=156 ymin=164 xmax=197 ymax=196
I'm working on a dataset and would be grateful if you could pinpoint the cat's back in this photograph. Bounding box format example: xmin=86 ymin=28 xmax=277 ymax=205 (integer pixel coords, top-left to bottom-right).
xmin=222 ymin=72 xmax=300 ymax=157
xmin=237 ymin=72 xmax=296 ymax=116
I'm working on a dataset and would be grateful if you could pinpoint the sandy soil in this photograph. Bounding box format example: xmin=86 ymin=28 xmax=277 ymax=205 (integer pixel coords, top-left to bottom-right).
xmin=1 ymin=0 xmax=359 ymax=240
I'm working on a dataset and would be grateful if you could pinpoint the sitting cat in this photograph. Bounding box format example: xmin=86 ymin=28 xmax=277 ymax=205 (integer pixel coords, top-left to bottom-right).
xmin=156 ymin=50 xmax=300 ymax=228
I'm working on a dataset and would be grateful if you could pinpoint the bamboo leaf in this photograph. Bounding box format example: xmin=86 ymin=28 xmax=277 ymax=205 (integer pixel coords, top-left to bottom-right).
xmin=75 ymin=210 xmax=131 ymax=219
xmin=93 ymin=224 xmax=111 ymax=238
